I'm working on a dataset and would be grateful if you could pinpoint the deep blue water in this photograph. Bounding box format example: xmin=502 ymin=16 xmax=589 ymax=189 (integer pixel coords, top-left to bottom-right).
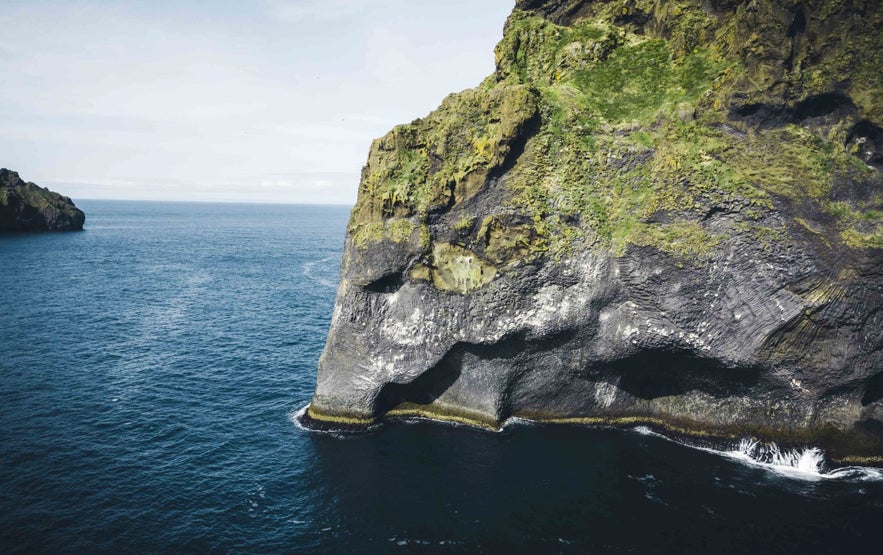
xmin=1 ymin=200 xmax=881 ymax=554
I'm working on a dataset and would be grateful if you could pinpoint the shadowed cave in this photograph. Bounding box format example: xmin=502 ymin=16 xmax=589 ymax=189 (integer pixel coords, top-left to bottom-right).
xmin=862 ymin=370 xmax=883 ymax=406
xmin=374 ymin=333 xmax=530 ymax=415
xmin=730 ymin=93 xmax=855 ymax=127
xmin=598 ymin=349 xmax=764 ymax=400
xmin=363 ymin=270 xmax=406 ymax=294
xmin=374 ymin=335 xmax=765 ymax=418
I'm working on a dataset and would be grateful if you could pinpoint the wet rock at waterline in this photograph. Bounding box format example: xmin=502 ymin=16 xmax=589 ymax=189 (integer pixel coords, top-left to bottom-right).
xmin=306 ymin=0 xmax=883 ymax=463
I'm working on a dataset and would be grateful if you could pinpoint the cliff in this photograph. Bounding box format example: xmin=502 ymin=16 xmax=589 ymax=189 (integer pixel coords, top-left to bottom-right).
xmin=306 ymin=0 xmax=883 ymax=462
xmin=0 ymin=169 xmax=85 ymax=232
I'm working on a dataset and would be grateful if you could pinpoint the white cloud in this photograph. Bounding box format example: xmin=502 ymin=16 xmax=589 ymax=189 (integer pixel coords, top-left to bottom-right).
xmin=264 ymin=0 xmax=375 ymax=23
xmin=0 ymin=0 xmax=513 ymax=204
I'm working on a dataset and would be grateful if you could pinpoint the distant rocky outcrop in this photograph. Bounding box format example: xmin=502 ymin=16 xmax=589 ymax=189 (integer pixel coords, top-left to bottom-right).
xmin=0 ymin=169 xmax=85 ymax=231
xmin=307 ymin=0 xmax=883 ymax=463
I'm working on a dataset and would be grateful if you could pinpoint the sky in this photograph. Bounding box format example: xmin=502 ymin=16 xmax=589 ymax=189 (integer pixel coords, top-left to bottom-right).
xmin=1 ymin=0 xmax=514 ymax=205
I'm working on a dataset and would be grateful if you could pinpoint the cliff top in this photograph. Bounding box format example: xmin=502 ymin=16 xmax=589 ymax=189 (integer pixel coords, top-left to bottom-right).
xmin=345 ymin=0 xmax=881 ymax=260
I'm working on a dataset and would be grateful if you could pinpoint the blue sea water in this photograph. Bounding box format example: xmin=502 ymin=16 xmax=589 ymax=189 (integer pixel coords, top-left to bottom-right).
xmin=1 ymin=200 xmax=881 ymax=554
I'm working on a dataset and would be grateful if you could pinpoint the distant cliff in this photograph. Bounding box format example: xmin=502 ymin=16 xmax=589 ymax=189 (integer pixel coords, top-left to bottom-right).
xmin=1 ymin=169 xmax=85 ymax=231
xmin=307 ymin=0 xmax=883 ymax=463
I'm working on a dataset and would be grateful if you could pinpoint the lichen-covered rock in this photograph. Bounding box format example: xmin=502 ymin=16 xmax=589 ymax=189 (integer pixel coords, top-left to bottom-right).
xmin=307 ymin=0 xmax=883 ymax=462
xmin=0 ymin=169 xmax=85 ymax=231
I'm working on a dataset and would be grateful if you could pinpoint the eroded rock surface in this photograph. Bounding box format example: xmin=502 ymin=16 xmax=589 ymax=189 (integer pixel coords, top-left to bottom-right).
xmin=308 ymin=0 xmax=883 ymax=461
xmin=1 ymin=169 xmax=85 ymax=231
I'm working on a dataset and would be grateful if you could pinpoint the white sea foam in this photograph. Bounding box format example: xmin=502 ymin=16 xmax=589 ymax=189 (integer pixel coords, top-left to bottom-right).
xmin=395 ymin=414 xmax=510 ymax=434
xmin=388 ymin=536 xmax=451 ymax=547
xmin=289 ymin=404 xmax=311 ymax=431
xmin=288 ymin=402 xmax=382 ymax=436
xmin=722 ymin=439 xmax=828 ymax=480
xmin=723 ymin=440 xmax=883 ymax=482
xmin=500 ymin=416 xmax=537 ymax=430
xmin=302 ymin=256 xmax=336 ymax=289
xmin=630 ymin=426 xmax=883 ymax=482
xmin=288 ymin=403 xmax=344 ymax=435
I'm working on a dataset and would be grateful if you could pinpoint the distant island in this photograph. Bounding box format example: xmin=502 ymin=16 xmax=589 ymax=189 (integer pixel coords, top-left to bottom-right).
xmin=0 ymin=168 xmax=85 ymax=232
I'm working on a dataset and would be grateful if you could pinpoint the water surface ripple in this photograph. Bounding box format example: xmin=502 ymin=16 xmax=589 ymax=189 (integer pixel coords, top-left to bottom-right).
xmin=1 ymin=201 xmax=880 ymax=553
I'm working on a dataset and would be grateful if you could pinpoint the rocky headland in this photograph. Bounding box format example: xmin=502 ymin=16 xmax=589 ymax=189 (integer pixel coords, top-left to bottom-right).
xmin=306 ymin=0 xmax=883 ymax=463
xmin=1 ymin=169 xmax=85 ymax=232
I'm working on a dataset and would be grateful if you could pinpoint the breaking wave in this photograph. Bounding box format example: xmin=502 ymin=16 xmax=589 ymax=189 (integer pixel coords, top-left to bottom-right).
xmin=289 ymin=403 xmax=312 ymax=431
xmin=633 ymin=426 xmax=883 ymax=481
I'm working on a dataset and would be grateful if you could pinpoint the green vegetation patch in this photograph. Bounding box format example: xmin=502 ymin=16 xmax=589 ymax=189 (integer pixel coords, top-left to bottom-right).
xmin=497 ymin=8 xmax=728 ymax=125
xmin=569 ymin=39 xmax=727 ymax=124
xmin=430 ymin=242 xmax=497 ymax=294
xmin=350 ymin=85 xmax=539 ymax=236
xmin=489 ymin=10 xmax=739 ymax=262
xmin=351 ymin=218 xmax=418 ymax=251
xmin=502 ymin=120 xmax=743 ymax=261
xmin=830 ymin=202 xmax=883 ymax=249
xmin=625 ymin=221 xmax=723 ymax=260
xmin=348 ymin=0 xmax=883 ymax=270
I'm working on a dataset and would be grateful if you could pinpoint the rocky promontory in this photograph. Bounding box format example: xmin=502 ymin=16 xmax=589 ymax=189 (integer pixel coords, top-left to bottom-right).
xmin=307 ymin=0 xmax=883 ymax=462
xmin=1 ymin=169 xmax=85 ymax=232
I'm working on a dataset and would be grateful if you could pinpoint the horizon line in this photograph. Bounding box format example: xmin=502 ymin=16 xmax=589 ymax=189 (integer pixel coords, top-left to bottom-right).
xmin=73 ymin=197 xmax=355 ymax=207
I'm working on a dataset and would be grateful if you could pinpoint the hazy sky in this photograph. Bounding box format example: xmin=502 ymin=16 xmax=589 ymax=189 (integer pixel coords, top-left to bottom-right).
xmin=1 ymin=0 xmax=513 ymax=204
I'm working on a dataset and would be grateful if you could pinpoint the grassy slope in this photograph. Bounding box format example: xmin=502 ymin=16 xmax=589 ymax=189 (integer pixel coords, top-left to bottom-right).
xmin=348 ymin=0 xmax=882 ymax=263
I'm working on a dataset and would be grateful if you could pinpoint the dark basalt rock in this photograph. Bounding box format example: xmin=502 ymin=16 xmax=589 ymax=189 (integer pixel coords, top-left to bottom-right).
xmin=307 ymin=0 xmax=883 ymax=462
xmin=0 ymin=169 xmax=85 ymax=232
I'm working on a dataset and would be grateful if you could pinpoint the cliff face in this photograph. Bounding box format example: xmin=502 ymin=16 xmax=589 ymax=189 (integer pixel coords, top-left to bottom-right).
xmin=307 ymin=0 xmax=883 ymax=461
xmin=0 ymin=169 xmax=85 ymax=232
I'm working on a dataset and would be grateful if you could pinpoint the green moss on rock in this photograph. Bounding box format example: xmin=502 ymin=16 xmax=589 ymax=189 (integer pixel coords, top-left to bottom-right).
xmin=430 ymin=243 xmax=497 ymax=294
xmin=1 ymin=169 xmax=85 ymax=232
xmin=347 ymin=0 xmax=883 ymax=286
xmin=350 ymin=84 xmax=540 ymax=228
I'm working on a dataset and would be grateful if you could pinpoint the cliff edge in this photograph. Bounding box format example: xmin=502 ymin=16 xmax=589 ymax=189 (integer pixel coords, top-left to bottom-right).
xmin=307 ymin=0 xmax=883 ymax=462
xmin=1 ymin=169 xmax=85 ymax=232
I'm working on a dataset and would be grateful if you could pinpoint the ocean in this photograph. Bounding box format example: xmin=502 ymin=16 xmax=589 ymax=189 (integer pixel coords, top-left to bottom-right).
xmin=1 ymin=200 xmax=881 ymax=553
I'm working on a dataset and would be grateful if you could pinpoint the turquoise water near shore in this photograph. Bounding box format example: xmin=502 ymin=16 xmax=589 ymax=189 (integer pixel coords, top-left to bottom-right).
xmin=1 ymin=200 xmax=881 ymax=553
